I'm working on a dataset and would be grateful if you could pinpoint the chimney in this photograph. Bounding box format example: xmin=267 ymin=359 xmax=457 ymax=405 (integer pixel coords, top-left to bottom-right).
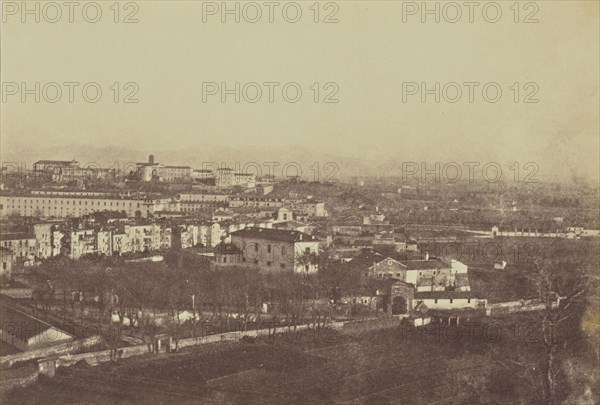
xmin=149 ymin=155 xmax=155 ymax=164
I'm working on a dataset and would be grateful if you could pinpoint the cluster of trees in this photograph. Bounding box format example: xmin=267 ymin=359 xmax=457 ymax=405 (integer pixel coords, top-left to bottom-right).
xmin=29 ymin=249 xmax=385 ymax=345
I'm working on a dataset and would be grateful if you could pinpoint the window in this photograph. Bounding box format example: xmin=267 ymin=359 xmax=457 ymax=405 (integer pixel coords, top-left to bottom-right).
xmin=434 ymin=299 xmax=438 ymax=304
xmin=280 ymin=263 xmax=285 ymax=269
xmin=267 ymin=244 xmax=271 ymax=253
xmin=267 ymin=261 xmax=272 ymax=266
xmin=450 ymin=299 xmax=453 ymax=304
xmin=255 ymin=243 xmax=259 ymax=252
xmin=467 ymin=299 xmax=471 ymax=303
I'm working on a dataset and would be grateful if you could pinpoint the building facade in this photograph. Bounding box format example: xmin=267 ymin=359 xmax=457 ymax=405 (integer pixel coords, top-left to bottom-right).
xmin=0 ymin=193 xmax=160 ymax=218
xmin=0 ymin=234 xmax=36 ymax=264
xmin=0 ymin=247 xmax=15 ymax=277
xmin=229 ymin=228 xmax=319 ymax=273
xmin=298 ymin=201 xmax=327 ymax=217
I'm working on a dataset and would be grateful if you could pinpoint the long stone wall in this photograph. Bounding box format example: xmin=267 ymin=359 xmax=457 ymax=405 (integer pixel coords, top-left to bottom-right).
xmin=58 ymin=320 xmax=347 ymax=368
xmin=0 ymin=289 xmax=33 ymax=299
xmin=0 ymin=335 xmax=102 ymax=368
xmin=485 ymin=298 xmax=560 ymax=316
xmin=0 ymin=318 xmax=392 ymax=392
xmin=341 ymin=315 xmax=409 ymax=334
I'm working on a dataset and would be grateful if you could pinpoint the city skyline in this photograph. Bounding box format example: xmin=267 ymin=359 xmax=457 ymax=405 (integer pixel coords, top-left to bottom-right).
xmin=1 ymin=142 xmax=598 ymax=185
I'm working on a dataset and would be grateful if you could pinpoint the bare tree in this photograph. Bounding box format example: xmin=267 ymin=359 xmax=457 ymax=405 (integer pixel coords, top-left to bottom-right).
xmin=525 ymin=259 xmax=587 ymax=404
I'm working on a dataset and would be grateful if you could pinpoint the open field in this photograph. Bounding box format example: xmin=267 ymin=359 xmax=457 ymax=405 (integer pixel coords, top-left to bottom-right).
xmin=5 ymin=313 xmax=598 ymax=404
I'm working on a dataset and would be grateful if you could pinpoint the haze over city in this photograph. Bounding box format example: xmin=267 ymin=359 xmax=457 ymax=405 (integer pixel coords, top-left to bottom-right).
xmin=2 ymin=1 xmax=598 ymax=183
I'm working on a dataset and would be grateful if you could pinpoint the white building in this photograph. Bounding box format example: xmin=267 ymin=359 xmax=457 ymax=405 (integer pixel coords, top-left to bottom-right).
xmin=0 ymin=193 xmax=160 ymax=218
xmin=298 ymin=201 xmax=327 ymax=217
xmin=136 ymin=155 xmax=192 ymax=182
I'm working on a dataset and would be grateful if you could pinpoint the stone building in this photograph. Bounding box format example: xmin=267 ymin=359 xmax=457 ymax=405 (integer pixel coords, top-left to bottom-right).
xmin=229 ymin=227 xmax=319 ymax=273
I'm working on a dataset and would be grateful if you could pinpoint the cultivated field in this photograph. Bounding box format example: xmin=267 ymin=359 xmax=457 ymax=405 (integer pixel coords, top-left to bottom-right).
xmin=6 ymin=312 xmax=597 ymax=404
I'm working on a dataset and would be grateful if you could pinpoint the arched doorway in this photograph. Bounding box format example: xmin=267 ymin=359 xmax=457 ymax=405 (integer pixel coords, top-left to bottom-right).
xmin=391 ymin=296 xmax=408 ymax=315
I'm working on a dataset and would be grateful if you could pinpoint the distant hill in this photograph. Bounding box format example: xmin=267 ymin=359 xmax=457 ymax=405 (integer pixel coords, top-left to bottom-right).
xmin=0 ymin=143 xmax=395 ymax=180
xmin=0 ymin=142 xmax=595 ymax=185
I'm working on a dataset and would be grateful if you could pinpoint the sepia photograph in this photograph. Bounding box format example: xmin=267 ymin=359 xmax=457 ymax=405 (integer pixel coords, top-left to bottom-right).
xmin=0 ymin=1 xmax=599 ymax=404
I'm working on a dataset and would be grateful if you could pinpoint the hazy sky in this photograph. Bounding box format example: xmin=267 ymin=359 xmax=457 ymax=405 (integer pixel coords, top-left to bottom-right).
xmin=1 ymin=1 xmax=599 ymax=181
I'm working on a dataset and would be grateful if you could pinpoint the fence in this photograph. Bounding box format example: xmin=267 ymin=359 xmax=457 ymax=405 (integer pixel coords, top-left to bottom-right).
xmin=0 ymin=289 xmax=33 ymax=299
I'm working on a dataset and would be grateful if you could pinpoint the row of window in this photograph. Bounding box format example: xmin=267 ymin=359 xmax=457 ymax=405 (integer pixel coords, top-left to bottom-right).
xmin=2 ymin=241 xmax=35 ymax=247
xmin=250 ymin=243 xmax=312 ymax=255
xmin=181 ymin=196 xmax=227 ymax=201
xmin=232 ymin=202 xmax=279 ymax=207
xmin=432 ymin=298 xmax=472 ymax=304
xmin=219 ymin=256 xmax=288 ymax=270
xmin=378 ymin=270 xmax=439 ymax=277
xmin=32 ymin=190 xmax=106 ymax=195
xmin=3 ymin=199 xmax=141 ymax=208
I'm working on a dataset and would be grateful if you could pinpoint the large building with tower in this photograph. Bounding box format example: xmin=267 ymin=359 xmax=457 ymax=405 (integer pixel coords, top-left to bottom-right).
xmin=136 ymin=155 xmax=193 ymax=182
